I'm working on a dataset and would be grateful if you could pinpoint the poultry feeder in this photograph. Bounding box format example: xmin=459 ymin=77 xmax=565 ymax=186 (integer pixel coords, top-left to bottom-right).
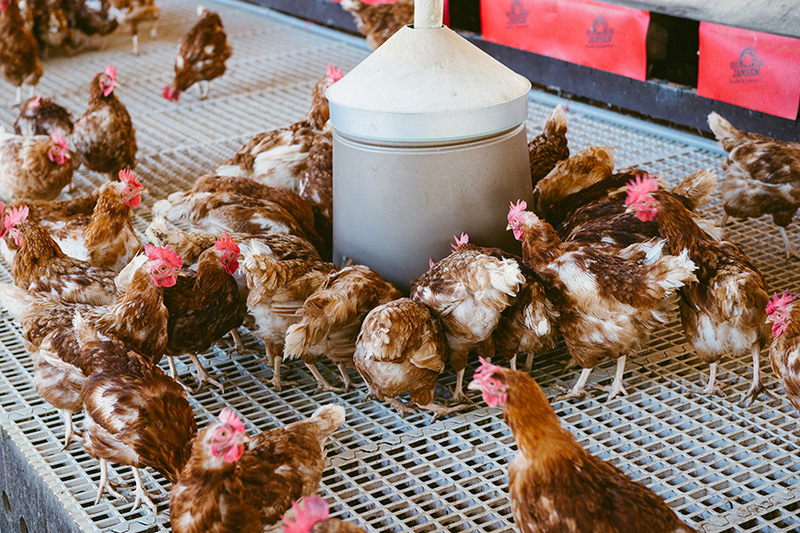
xmin=326 ymin=0 xmax=532 ymax=292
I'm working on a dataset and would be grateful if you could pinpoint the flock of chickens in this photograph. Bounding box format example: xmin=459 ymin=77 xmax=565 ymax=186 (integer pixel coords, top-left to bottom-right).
xmin=1 ymin=0 xmax=800 ymax=532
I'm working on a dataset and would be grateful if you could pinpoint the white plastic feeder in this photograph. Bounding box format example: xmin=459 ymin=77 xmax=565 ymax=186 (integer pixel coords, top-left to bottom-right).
xmin=327 ymin=0 xmax=532 ymax=292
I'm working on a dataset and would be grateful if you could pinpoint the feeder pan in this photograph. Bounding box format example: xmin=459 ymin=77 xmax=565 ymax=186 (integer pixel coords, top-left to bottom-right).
xmin=327 ymin=0 xmax=532 ymax=292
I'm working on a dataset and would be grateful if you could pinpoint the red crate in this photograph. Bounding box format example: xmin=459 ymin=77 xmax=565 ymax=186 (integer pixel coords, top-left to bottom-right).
xmin=480 ymin=0 xmax=649 ymax=80
xmin=698 ymin=22 xmax=800 ymax=120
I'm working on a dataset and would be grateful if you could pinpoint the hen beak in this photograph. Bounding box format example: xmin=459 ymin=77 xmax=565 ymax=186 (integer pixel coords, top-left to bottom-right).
xmin=467 ymin=380 xmax=482 ymax=391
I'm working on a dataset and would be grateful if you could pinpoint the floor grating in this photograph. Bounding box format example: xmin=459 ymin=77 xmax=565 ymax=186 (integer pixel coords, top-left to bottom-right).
xmin=0 ymin=0 xmax=799 ymax=532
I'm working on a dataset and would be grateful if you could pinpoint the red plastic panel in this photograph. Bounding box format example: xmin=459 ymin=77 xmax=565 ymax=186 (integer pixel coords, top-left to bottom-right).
xmin=480 ymin=0 xmax=649 ymax=80
xmin=698 ymin=22 xmax=800 ymax=120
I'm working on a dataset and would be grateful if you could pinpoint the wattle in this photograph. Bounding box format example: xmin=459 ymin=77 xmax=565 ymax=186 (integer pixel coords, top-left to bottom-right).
xmin=773 ymin=322 xmax=789 ymax=338
xmin=223 ymin=443 xmax=244 ymax=463
xmin=157 ymin=275 xmax=178 ymax=288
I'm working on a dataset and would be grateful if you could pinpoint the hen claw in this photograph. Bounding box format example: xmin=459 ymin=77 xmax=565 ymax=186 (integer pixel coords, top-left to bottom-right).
xmin=268 ymin=377 xmax=298 ymax=392
xmin=595 ymin=382 xmax=628 ymax=402
xmin=553 ymin=384 xmax=591 ymax=402
xmin=425 ymin=402 xmax=469 ymax=422
xmin=446 ymin=387 xmax=473 ymax=406
xmin=314 ymin=383 xmax=346 ymax=394
xmin=739 ymin=380 xmax=769 ymax=407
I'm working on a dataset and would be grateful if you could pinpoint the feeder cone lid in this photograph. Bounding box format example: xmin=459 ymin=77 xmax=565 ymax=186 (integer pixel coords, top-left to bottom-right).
xmin=326 ymin=24 xmax=531 ymax=142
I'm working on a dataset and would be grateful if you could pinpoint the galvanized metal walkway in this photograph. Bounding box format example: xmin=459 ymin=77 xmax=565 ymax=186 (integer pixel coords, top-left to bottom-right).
xmin=0 ymin=1 xmax=798 ymax=532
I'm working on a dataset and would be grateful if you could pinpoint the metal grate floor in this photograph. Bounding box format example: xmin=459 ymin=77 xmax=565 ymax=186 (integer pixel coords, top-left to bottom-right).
xmin=1 ymin=1 xmax=799 ymax=532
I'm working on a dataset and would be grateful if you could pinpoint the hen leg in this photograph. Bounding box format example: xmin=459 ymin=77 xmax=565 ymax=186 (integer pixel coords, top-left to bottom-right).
xmin=690 ymin=362 xmax=725 ymax=396
xmin=11 ymin=87 xmax=21 ymax=107
xmin=267 ymin=344 xmax=297 ymax=391
xmin=719 ymin=213 xmax=729 ymax=227
xmin=150 ymin=20 xmax=159 ymax=39
xmin=62 ymin=410 xmax=82 ymax=449
xmin=94 ymin=459 xmax=127 ymax=505
xmin=167 ymin=355 xmax=178 ymax=380
xmin=132 ymin=34 xmax=139 ymax=56
xmin=778 ymin=227 xmax=800 ymax=260
xmin=187 ymin=353 xmax=225 ymax=392
xmin=305 ymin=362 xmax=346 ymax=393
xmin=560 ymin=357 xmax=579 ymax=375
xmin=28 ymin=85 xmax=35 ymax=99
xmin=448 ymin=369 xmax=472 ymax=404
xmin=336 ymin=363 xmax=364 ymax=390
xmin=509 ymin=354 xmax=518 ymax=372
xmin=554 ymin=367 xmax=593 ymax=401
xmin=740 ymin=344 xmax=768 ymax=406
xmin=596 ymin=356 xmax=629 ymax=401
xmin=199 ymin=81 xmax=210 ymax=100
xmin=524 ymin=352 xmax=536 ymax=372
xmin=131 ymin=468 xmax=158 ymax=512
xmin=229 ymin=328 xmax=246 ymax=354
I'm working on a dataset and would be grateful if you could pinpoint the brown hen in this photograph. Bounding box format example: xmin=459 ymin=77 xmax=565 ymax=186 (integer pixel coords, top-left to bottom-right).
xmin=508 ymin=200 xmax=696 ymax=401
xmin=14 ymin=94 xmax=74 ymax=137
xmin=76 ymin=312 xmax=196 ymax=511
xmin=71 ymin=65 xmax=138 ymax=177
xmin=285 ymin=264 xmax=402 ymax=392
xmin=708 ymin=112 xmax=800 ymax=259
xmin=109 ymin=0 xmax=160 ymax=55
xmin=0 ymin=129 xmax=72 ymax=202
xmin=340 ymin=0 xmax=413 ymax=50
xmin=625 ymin=175 xmax=770 ymax=405
xmin=411 ymin=246 xmax=524 ymax=402
xmin=170 ymin=405 xmax=345 ymax=533
xmin=282 ymin=495 xmax=368 ymax=533
xmin=469 ymin=360 xmax=697 ymax=533
xmin=6 ymin=207 xmax=117 ymax=305
xmin=241 ymin=240 xmax=337 ymax=390
xmin=162 ymin=7 xmax=232 ymax=102
xmin=0 ymin=0 xmax=43 ymax=106
xmin=766 ymin=290 xmax=800 ymax=415
xmin=354 ymin=297 xmax=466 ymax=419
xmin=528 ymin=105 xmax=569 ymax=190
xmin=162 ymin=233 xmax=247 ymax=391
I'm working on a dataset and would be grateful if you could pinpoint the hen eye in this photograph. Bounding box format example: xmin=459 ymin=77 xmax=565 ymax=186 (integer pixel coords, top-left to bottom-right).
xmin=219 ymin=430 xmax=228 ymax=438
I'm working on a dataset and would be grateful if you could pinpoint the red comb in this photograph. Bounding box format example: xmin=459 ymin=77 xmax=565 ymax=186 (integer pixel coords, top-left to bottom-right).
xmin=282 ymin=496 xmax=330 ymax=533
xmin=473 ymin=356 xmax=504 ymax=381
xmin=625 ymin=173 xmax=659 ymax=206
xmin=50 ymin=131 xmax=67 ymax=149
xmin=161 ymin=85 xmax=180 ymax=101
xmin=507 ymin=200 xmax=527 ymax=223
xmin=452 ymin=232 xmax=469 ymax=251
xmin=103 ymin=65 xmax=117 ymax=80
xmin=218 ymin=408 xmax=246 ymax=433
xmin=4 ymin=205 xmax=28 ymax=230
xmin=119 ymin=169 xmax=142 ymax=187
xmin=766 ymin=290 xmax=798 ymax=316
xmin=326 ymin=63 xmax=344 ymax=82
xmin=215 ymin=231 xmax=240 ymax=254
xmin=31 ymin=95 xmax=42 ymax=108
xmin=144 ymin=243 xmax=183 ymax=268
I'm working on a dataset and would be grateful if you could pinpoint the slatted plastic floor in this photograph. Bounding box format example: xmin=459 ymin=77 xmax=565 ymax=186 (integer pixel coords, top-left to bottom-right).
xmin=0 ymin=1 xmax=799 ymax=532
